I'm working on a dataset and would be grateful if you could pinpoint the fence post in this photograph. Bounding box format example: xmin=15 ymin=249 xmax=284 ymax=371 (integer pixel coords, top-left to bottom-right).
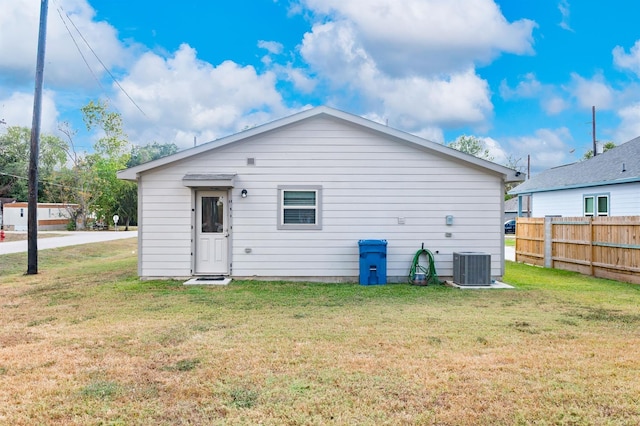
xmin=544 ymin=217 xmax=553 ymax=268
xmin=589 ymin=217 xmax=594 ymax=276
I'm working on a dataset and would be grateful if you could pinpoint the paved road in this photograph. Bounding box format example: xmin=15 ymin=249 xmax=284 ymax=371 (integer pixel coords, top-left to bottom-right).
xmin=0 ymin=231 xmax=137 ymax=255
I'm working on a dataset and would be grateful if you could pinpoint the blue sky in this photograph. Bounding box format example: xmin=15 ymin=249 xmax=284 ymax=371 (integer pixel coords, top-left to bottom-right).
xmin=1 ymin=0 xmax=640 ymax=174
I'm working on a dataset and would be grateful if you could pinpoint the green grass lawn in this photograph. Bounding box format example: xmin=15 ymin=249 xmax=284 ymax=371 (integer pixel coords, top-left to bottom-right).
xmin=1 ymin=239 xmax=639 ymax=425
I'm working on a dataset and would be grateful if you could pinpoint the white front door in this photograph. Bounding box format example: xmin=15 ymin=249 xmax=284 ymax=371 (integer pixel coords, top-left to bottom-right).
xmin=195 ymin=191 xmax=228 ymax=275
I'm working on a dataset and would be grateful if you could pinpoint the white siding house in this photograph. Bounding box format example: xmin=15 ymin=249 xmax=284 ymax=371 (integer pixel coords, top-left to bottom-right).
xmin=1 ymin=202 xmax=77 ymax=231
xmin=510 ymin=136 xmax=640 ymax=218
xmin=118 ymin=107 xmax=522 ymax=282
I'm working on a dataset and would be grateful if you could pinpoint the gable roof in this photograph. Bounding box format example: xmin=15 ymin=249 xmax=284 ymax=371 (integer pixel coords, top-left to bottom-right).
xmin=510 ymin=136 xmax=640 ymax=195
xmin=118 ymin=106 xmax=522 ymax=182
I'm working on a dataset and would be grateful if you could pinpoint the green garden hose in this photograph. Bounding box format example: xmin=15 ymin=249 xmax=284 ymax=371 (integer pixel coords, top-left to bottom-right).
xmin=408 ymin=247 xmax=440 ymax=285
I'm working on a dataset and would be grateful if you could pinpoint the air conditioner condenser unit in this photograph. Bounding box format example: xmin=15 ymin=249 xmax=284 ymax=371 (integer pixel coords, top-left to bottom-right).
xmin=453 ymin=252 xmax=491 ymax=286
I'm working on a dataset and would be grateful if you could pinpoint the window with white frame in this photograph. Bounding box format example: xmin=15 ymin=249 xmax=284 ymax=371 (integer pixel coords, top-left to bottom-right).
xmin=277 ymin=186 xmax=322 ymax=230
xmin=584 ymin=194 xmax=609 ymax=216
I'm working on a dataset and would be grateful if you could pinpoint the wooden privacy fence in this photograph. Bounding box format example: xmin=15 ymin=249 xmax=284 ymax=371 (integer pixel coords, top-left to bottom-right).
xmin=515 ymin=216 xmax=640 ymax=284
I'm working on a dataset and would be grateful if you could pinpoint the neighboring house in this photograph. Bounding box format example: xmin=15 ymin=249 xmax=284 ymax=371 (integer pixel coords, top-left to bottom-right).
xmin=0 ymin=198 xmax=16 ymax=229
xmin=117 ymin=106 xmax=522 ymax=282
xmin=510 ymin=136 xmax=640 ymax=217
xmin=504 ymin=197 xmax=530 ymax=220
xmin=2 ymin=202 xmax=77 ymax=231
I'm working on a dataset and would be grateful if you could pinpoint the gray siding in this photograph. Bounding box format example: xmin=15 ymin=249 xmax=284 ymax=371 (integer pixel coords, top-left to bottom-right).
xmin=138 ymin=116 xmax=505 ymax=281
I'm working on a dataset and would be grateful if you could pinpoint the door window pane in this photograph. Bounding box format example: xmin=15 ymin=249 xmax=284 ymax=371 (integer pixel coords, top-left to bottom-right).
xmin=202 ymin=197 xmax=223 ymax=233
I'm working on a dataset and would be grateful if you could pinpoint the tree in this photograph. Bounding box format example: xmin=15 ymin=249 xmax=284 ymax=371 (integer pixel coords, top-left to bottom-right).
xmin=504 ymin=154 xmax=526 ymax=199
xmin=127 ymin=142 xmax=178 ymax=167
xmin=113 ymin=142 xmax=179 ymax=229
xmin=45 ymin=101 xmax=179 ymax=230
xmin=582 ymin=141 xmax=615 ymax=160
xmin=83 ymin=101 xmax=131 ymax=225
xmin=49 ymin=123 xmax=100 ymax=229
xmin=0 ymin=126 xmax=67 ymax=201
xmin=48 ymin=100 xmax=132 ymax=229
xmin=448 ymin=135 xmax=494 ymax=161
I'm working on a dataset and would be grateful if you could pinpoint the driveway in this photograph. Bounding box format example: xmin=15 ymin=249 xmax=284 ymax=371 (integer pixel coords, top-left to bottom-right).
xmin=0 ymin=231 xmax=137 ymax=255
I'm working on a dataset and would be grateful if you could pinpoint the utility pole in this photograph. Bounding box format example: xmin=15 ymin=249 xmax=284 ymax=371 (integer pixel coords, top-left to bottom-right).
xmin=27 ymin=0 xmax=49 ymax=275
xmin=592 ymin=106 xmax=597 ymax=157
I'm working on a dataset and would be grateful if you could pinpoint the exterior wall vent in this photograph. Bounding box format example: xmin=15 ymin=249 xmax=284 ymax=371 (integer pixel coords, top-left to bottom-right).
xmin=247 ymin=157 xmax=255 ymax=166
xmin=453 ymin=252 xmax=491 ymax=286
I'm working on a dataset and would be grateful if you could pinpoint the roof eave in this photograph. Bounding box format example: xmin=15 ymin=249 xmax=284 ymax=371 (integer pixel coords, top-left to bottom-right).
xmin=509 ymin=175 xmax=640 ymax=194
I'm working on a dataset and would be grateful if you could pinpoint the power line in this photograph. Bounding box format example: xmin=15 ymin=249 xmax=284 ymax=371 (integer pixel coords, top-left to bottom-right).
xmin=0 ymin=171 xmax=84 ymax=191
xmin=56 ymin=7 xmax=107 ymax=94
xmin=55 ymin=2 xmax=148 ymax=119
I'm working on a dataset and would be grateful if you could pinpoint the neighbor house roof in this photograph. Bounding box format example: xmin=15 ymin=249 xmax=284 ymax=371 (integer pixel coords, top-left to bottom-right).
xmin=118 ymin=106 xmax=523 ymax=182
xmin=504 ymin=197 xmax=518 ymax=212
xmin=510 ymin=136 xmax=640 ymax=194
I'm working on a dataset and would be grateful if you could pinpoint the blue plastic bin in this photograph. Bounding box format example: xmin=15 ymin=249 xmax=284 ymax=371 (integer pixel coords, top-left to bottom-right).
xmin=358 ymin=240 xmax=387 ymax=285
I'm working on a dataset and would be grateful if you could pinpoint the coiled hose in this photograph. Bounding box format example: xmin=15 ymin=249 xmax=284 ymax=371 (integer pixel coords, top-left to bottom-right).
xmin=408 ymin=247 xmax=440 ymax=285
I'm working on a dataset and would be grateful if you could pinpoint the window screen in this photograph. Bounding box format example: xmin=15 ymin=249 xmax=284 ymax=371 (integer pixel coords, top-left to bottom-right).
xmin=584 ymin=194 xmax=609 ymax=217
xmin=283 ymin=191 xmax=317 ymax=224
xmin=584 ymin=196 xmax=594 ymax=216
xmin=277 ymin=186 xmax=322 ymax=230
xmin=597 ymin=195 xmax=609 ymax=216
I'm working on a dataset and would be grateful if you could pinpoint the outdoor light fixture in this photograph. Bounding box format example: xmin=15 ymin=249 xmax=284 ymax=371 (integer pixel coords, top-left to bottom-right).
xmin=241 ymin=189 xmax=248 ymax=198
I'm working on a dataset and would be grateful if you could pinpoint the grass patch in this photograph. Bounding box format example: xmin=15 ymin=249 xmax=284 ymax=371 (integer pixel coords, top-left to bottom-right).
xmin=26 ymin=316 xmax=57 ymax=327
xmin=228 ymin=386 xmax=259 ymax=409
xmin=1 ymin=240 xmax=639 ymax=424
xmin=80 ymin=380 xmax=122 ymax=399
xmin=162 ymin=358 xmax=201 ymax=372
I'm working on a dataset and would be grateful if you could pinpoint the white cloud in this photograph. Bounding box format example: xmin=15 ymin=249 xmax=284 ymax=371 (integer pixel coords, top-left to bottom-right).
xmin=541 ymin=96 xmax=570 ymax=115
xmin=505 ymin=127 xmax=575 ymax=173
xmin=278 ymin=66 xmax=317 ymax=94
xmin=298 ymin=0 xmax=536 ymax=76
xmin=299 ymin=19 xmax=494 ymax=134
xmin=380 ymin=70 xmax=493 ymax=128
xmin=614 ymin=103 xmax=640 ymax=142
xmin=481 ymin=136 xmax=508 ymax=164
xmin=300 ymin=21 xmax=375 ymax=87
xmin=613 ymin=40 xmax=640 ymax=78
xmin=499 ymin=73 xmax=542 ymax=99
xmin=500 ymin=73 xmax=570 ymax=115
xmin=412 ymin=127 xmax=445 ymax=144
xmin=0 ymin=91 xmax=59 ymax=133
xmin=0 ymin=0 xmax=132 ymax=90
xmin=114 ymin=44 xmax=291 ymax=148
xmin=363 ymin=111 xmax=445 ymax=143
xmin=258 ymin=40 xmax=284 ymax=55
xmin=568 ymin=73 xmax=615 ymax=110
xmin=558 ymin=0 xmax=574 ymax=32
